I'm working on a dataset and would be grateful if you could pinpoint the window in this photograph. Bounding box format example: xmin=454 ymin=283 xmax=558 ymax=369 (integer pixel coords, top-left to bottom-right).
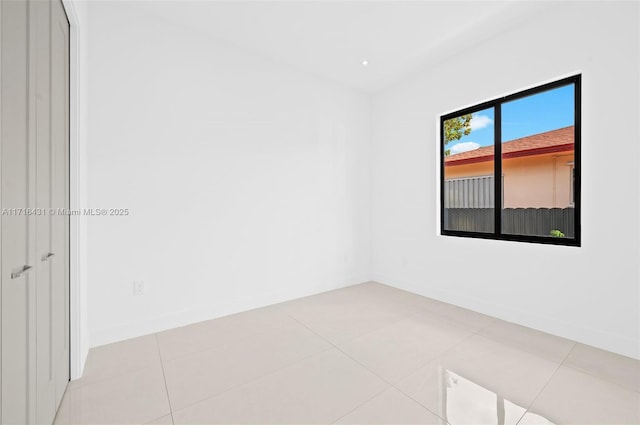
xmin=441 ymin=75 xmax=580 ymax=246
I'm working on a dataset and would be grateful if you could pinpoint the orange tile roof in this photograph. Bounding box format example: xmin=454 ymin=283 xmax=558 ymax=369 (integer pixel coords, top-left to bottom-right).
xmin=445 ymin=125 xmax=574 ymax=166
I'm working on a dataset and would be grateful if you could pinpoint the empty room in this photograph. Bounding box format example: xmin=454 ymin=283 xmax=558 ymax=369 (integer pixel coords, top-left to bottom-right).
xmin=1 ymin=0 xmax=639 ymax=424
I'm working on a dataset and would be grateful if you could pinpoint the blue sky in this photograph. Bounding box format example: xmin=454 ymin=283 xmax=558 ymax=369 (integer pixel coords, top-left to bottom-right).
xmin=447 ymin=84 xmax=575 ymax=155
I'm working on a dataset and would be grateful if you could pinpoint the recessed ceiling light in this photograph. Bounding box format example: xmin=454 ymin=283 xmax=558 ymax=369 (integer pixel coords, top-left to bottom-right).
xmin=361 ymin=60 xmax=369 ymax=67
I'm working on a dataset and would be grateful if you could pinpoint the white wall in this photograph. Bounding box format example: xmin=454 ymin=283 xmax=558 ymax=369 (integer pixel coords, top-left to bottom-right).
xmin=372 ymin=2 xmax=640 ymax=359
xmin=83 ymin=2 xmax=372 ymax=347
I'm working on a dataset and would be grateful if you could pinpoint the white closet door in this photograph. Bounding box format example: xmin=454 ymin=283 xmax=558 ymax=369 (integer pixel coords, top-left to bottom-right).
xmin=1 ymin=1 xmax=38 ymax=424
xmin=1 ymin=1 xmax=70 ymax=423
xmin=35 ymin=0 xmax=57 ymax=423
xmin=50 ymin=0 xmax=70 ymax=410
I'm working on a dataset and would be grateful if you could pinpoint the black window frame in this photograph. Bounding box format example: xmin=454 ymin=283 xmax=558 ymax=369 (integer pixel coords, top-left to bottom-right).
xmin=440 ymin=75 xmax=581 ymax=247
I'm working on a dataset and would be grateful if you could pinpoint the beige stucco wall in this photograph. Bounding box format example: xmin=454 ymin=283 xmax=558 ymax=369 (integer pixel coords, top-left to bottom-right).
xmin=445 ymin=152 xmax=574 ymax=208
xmin=445 ymin=160 xmax=494 ymax=180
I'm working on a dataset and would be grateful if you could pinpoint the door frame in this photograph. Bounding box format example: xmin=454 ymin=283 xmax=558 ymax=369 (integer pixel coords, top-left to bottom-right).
xmin=61 ymin=0 xmax=86 ymax=380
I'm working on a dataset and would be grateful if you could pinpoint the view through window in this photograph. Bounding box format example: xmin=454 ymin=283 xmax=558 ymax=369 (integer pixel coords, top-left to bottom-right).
xmin=441 ymin=75 xmax=580 ymax=246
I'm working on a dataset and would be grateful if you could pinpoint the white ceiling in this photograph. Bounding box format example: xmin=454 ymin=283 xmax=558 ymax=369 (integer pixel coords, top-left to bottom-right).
xmin=128 ymin=1 xmax=551 ymax=93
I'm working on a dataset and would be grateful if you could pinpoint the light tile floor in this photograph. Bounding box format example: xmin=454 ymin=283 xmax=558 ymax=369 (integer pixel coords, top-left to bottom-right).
xmin=54 ymin=282 xmax=640 ymax=425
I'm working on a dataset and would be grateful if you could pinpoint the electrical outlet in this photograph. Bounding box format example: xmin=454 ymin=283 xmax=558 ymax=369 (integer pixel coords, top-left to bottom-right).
xmin=133 ymin=280 xmax=144 ymax=296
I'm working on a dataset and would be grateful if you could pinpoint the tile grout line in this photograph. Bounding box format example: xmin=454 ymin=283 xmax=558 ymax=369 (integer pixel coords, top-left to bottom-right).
xmin=386 ymin=316 xmax=509 ymax=425
xmin=154 ymin=333 xmax=176 ymax=425
xmin=155 ymin=310 xmax=339 ymax=416
xmin=168 ymin=344 xmax=336 ymax=416
xmin=405 ymin=291 xmax=640 ymax=396
xmin=156 ymin=318 xmax=270 ymax=365
xmin=287 ymin=309 xmax=426 ymax=390
xmin=62 ymin=338 xmax=168 ymax=392
xmin=387 ymin=326 xmax=490 ymax=425
xmin=328 ymin=385 xmax=391 ymax=424
xmin=559 ymin=343 xmax=640 ymax=395
xmin=289 ymin=306 xmax=482 ymax=425
xmin=288 ymin=294 xmax=508 ymax=425
xmin=515 ymin=339 xmax=640 ymax=423
xmin=512 ymin=360 xmax=564 ymax=425
xmin=560 ymin=364 xmax=640 ymax=395
xmin=285 ymin=313 xmax=402 ymax=386
xmin=89 ymin=304 xmax=425 ymax=424
xmin=512 ymin=341 xmax=578 ymax=425
xmin=284 ymin=313 xmax=340 ymax=349
xmin=285 ymin=294 xmax=478 ymax=355
xmin=286 ymin=313 xmax=410 ymax=424
xmin=558 ymin=341 xmax=580 ymax=368
xmin=331 ymin=339 xmax=458 ymax=425
xmin=283 ymin=285 xmax=447 ymax=338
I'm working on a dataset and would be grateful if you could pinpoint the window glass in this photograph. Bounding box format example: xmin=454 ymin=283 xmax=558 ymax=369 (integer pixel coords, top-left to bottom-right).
xmin=440 ymin=75 xmax=580 ymax=246
xmin=443 ymin=108 xmax=495 ymax=233
xmin=501 ymin=84 xmax=576 ymax=239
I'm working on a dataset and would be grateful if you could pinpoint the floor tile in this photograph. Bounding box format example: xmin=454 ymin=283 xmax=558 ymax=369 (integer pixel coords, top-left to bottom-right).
xmin=563 ymin=343 xmax=640 ymax=392
xmin=163 ymin=315 xmax=331 ymax=410
xmin=281 ymin=285 xmax=423 ymax=345
xmin=478 ymin=320 xmax=575 ymax=363
xmin=338 ymin=311 xmax=475 ymax=384
xmin=315 ymin=285 xmax=497 ymax=336
xmin=516 ymin=412 xmax=555 ymax=425
xmin=156 ymin=305 xmax=291 ymax=361
xmin=333 ymin=387 xmax=443 ymax=424
xmin=294 ymin=303 xmax=415 ymax=345
xmin=172 ymin=349 xmax=389 ymax=424
xmin=55 ymin=364 xmax=171 ymax=425
xmin=70 ymin=334 xmax=161 ymax=389
xmin=521 ymin=366 xmax=640 ymax=425
xmin=339 ymin=282 xmax=444 ymax=310
xmin=145 ymin=414 xmax=174 ymax=425
xmin=399 ymin=292 xmax=452 ymax=314
xmin=397 ymin=334 xmax=560 ymax=424
xmin=287 ymin=282 xmax=404 ymax=307
xmin=432 ymin=302 xmax=496 ymax=331
xmin=60 ymin=282 xmax=639 ymax=425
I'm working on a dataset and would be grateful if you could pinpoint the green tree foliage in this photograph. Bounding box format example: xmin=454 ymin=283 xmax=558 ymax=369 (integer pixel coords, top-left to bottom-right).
xmin=444 ymin=114 xmax=472 ymax=156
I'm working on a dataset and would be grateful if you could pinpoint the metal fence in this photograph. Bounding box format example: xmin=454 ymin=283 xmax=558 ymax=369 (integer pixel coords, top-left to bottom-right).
xmin=444 ymin=176 xmax=494 ymax=208
xmin=444 ymin=207 xmax=575 ymax=238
